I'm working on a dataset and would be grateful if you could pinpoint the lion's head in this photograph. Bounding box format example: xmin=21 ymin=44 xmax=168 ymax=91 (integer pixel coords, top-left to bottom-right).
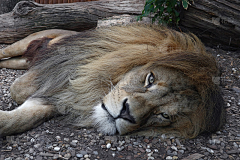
xmin=90 ymin=57 xmax=225 ymax=138
xmin=81 ymin=25 xmax=225 ymax=138
xmin=92 ymin=65 xmax=202 ymax=136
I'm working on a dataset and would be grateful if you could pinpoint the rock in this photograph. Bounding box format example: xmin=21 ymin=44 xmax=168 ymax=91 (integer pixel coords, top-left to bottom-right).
xmin=64 ymin=153 xmax=71 ymax=159
xmin=55 ymin=136 xmax=61 ymax=141
xmin=232 ymin=86 xmax=240 ymax=93
xmin=79 ymin=150 xmax=87 ymax=155
xmin=72 ymin=140 xmax=78 ymax=143
xmin=76 ymin=154 xmax=83 ymax=158
xmin=226 ymin=150 xmax=240 ymax=154
xmin=117 ymin=146 xmax=124 ymax=151
xmin=182 ymin=153 xmax=204 ymax=160
xmin=6 ymin=146 xmax=12 ymax=150
xmin=112 ymin=153 xmax=116 ymax=157
xmin=178 ymin=150 xmax=184 ymax=154
xmin=93 ymin=151 xmax=98 ymax=155
xmin=138 ymin=148 xmax=145 ymax=153
xmin=171 ymin=146 xmax=178 ymax=151
xmin=29 ymin=148 xmax=34 ymax=153
xmin=201 ymin=147 xmax=214 ymax=154
xmin=54 ymin=146 xmax=61 ymax=151
xmin=34 ymin=144 xmax=41 ymax=149
xmin=133 ymin=142 xmax=139 ymax=146
xmin=106 ymin=143 xmax=111 ymax=149
xmin=175 ymin=139 xmax=181 ymax=146
xmin=172 ymin=156 xmax=178 ymax=160
xmin=166 ymin=156 xmax=173 ymax=160
xmin=70 ymin=142 xmax=77 ymax=147
xmin=39 ymin=152 xmax=54 ymax=157
xmin=207 ymin=144 xmax=218 ymax=150
xmin=53 ymin=154 xmax=60 ymax=159
xmin=30 ymin=138 xmax=35 ymax=143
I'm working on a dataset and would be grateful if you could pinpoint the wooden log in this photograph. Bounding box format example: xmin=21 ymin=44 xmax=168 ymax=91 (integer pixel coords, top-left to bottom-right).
xmin=0 ymin=0 xmax=145 ymax=44
xmin=179 ymin=0 xmax=240 ymax=50
xmin=0 ymin=0 xmax=239 ymax=50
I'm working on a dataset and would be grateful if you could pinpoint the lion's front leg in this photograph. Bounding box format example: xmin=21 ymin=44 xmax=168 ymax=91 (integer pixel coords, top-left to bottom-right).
xmin=0 ymin=98 xmax=55 ymax=137
xmin=10 ymin=70 xmax=37 ymax=104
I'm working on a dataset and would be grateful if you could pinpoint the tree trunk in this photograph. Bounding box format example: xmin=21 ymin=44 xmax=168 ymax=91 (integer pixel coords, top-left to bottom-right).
xmin=179 ymin=0 xmax=240 ymax=50
xmin=0 ymin=0 xmax=145 ymax=43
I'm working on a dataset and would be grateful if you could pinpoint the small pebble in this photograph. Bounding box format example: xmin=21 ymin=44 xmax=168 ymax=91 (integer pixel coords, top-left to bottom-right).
xmin=54 ymin=146 xmax=61 ymax=151
xmin=117 ymin=146 xmax=124 ymax=151
xmin=76 ymin=154 xmax=83 ymax=158
xmin=166 ymin=156 xmax=173 ymax=160
xmin=55 ymin=136 xmax=61 ymax=141
xmin=171 ymin=146 xmax=178 ymax=151
xmin=112 ymin=153 xmax=116 ymax=157
xmin=106 ymin=143 xmax=111 ymax=149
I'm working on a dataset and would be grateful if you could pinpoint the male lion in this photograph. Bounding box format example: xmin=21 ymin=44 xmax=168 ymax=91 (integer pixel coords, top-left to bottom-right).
xmin=0 ymin=24 xmax=225 ymax=138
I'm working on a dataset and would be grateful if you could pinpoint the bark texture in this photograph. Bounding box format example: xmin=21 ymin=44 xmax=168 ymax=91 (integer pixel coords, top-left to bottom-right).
xmin=0 ymin=0 xmax=239 ymax=50
xmin=0 ymin=0 xmax=144 ymax=43
xmin=180 ymin=0 xmax=240 ymax=50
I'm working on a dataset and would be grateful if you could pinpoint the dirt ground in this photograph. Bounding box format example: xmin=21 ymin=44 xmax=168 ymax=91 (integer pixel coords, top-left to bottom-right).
xmin=0 ymin=16 xmax=240 ymax=160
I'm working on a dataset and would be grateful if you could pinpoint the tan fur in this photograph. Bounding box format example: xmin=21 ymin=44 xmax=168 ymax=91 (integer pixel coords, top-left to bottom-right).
xmin=0 ymin=24 xmax=225 ymax=138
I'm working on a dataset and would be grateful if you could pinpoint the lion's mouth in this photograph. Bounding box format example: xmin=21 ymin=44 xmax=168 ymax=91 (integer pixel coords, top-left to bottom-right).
xmin=91 ymin=103 xmax=119 ymax=135
xmin=101 ymin=103 xmax=115 ymax=122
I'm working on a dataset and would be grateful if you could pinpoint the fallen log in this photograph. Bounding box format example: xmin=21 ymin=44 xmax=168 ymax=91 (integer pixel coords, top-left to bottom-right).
xmin=0 ymin=0 xmax=145 ymax=43
xmin=0 ymin=0 xmax=239 ymax=50
xmin=180 ymin=0 xmax=240 ymax=50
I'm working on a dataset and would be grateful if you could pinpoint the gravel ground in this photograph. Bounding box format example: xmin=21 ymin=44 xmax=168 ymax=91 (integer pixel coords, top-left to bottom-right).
xmin=1 ymin=17 xmax=240 ymax=160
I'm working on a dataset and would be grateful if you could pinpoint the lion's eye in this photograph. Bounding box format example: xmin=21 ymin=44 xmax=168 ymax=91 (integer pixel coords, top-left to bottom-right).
xmin=145 ymin=72 xmax=155 ymax=87
xmin=161 ymin=113 xmax=170 ymax=119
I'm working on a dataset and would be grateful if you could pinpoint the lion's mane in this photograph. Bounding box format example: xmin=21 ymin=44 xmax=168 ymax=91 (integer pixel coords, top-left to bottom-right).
xmin=25 ymin=24 xmax=225 ymax=138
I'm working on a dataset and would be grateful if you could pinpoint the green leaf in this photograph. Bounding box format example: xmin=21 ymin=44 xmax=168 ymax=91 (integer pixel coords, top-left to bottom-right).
xmin=138 ymin=0 xmax=187 ymax=26
xmin=159 ymin=5 xmax=164 ymax=13
xmin=167 ymin=6 xmax=172 ymax=13
xmin=182 ymin=0 xmax=189 ymax=10
xmin=174 ymin=9 xmax=180 ymax=17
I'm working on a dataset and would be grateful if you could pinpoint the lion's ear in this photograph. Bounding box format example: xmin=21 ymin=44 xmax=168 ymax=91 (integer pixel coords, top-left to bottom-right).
xmin=204 ymin=86 xmax=225 ymax=133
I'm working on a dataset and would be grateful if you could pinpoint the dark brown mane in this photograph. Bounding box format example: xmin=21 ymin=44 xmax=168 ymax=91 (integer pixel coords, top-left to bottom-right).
xmin=22 ymin=37 xmax=53 ymax=67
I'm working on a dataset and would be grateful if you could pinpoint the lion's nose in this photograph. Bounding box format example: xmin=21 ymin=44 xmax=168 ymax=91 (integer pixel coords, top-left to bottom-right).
xmin=116 ymin=98 xmax=136 ymax=124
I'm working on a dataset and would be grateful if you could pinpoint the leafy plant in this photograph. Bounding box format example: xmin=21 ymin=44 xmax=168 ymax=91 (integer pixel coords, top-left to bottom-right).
xmin=138 ymin=0 xmax=193 ymax=25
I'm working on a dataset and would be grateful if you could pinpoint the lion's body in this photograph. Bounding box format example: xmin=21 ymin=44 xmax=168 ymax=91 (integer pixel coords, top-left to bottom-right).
xmin=0 ymin=25 xmax=225 ymax=138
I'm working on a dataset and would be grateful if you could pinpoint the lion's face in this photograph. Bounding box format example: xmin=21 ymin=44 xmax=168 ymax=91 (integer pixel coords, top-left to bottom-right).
xmin=92 ymin=65 xmax=202 ymax=136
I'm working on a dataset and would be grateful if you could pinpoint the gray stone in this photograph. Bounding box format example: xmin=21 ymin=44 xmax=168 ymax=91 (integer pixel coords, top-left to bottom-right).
xmin=76 ymin=154 xmax=83 ymax=158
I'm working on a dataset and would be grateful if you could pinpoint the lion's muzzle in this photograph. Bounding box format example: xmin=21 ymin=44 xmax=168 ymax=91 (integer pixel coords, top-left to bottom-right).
xmin=115 ymin=98 xmax=136 ymax=124
xmin=101 ymin=99 xmax=136 ymax=124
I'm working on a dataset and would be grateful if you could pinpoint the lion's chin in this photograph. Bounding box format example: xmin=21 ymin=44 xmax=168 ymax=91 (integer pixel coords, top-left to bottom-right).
xmin=92 ymin=103 xmax=119 ymax=135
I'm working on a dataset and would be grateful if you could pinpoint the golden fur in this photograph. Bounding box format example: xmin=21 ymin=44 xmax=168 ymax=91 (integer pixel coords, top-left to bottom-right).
xmin=0 ymin=24 xmax=225 ymax=138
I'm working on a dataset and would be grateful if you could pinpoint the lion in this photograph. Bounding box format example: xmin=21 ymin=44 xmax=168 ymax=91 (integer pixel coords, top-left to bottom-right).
xmin=0 ymin=24 xmax=225 ymax=138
